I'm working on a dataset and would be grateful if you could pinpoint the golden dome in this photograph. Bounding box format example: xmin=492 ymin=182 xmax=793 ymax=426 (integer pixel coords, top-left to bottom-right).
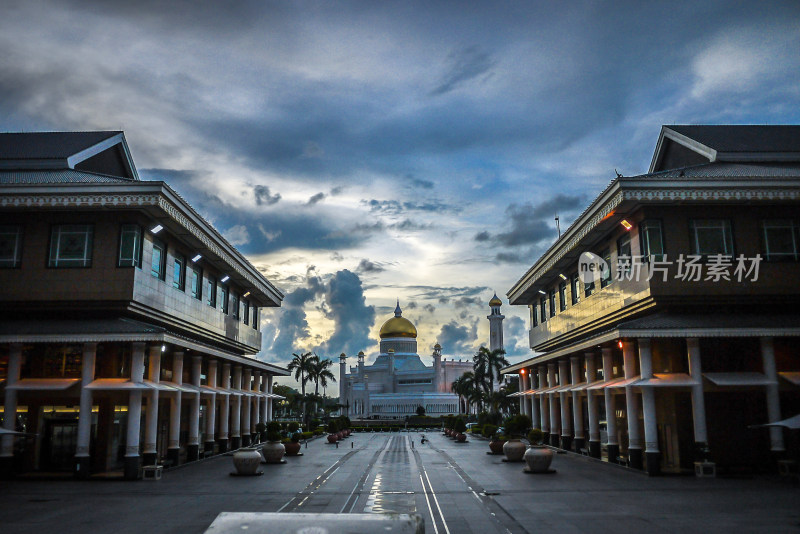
xmin=489 ymin=293 xmax=503 ymax=307
xmin=379 ymin=316 xmax=417 ymax=338
xmin=379 ymin=300 xmax=417 ymax=339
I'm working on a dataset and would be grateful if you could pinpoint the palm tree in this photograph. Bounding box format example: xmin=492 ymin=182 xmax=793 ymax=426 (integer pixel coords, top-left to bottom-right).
xmin=287 ymin=351 xmax=315 ymax=424
xmin=308 ymin=355 xmax=336 ymax=415
xmin=453 ymin=371 xmax=481 ymax=414
xmin=451 ymin=374 xmax=469 ymax=414
xmin=473 ymin=346 xmax=509 ymax=393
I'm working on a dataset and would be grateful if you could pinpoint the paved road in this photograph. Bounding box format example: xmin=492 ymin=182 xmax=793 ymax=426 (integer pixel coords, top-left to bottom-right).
xmin=1 ymin=431 xmax=798 ymax=533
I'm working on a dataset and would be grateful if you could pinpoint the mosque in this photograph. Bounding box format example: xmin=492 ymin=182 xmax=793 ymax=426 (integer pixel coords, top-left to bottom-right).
xmin=338 ymin=295 xmax=505 ymax=418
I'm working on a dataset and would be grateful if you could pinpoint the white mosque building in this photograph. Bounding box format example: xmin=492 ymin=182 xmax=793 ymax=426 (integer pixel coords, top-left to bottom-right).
xmin=339 ymin=295 xmax=505 ymax=418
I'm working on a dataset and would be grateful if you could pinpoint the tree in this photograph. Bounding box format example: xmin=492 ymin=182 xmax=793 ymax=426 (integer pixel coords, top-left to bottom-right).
xmin=287 ymin=351 xmax=315 ymax=424
xmin=452 ymin=372 xmax=481 ymax=414
xmin=308 ymin=355 xmax=336 ymax=415
xmin=416 ymin=405 xmax=425 ymax=417
xmin=473 ymin=346 xmax=509 ymax=394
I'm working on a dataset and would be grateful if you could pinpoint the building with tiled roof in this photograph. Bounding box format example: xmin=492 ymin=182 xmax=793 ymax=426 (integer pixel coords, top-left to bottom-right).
xmin=0 ymin=132 xmax=288 ymax=480
xmin=502 ymin=125 xmax=800 ymax=476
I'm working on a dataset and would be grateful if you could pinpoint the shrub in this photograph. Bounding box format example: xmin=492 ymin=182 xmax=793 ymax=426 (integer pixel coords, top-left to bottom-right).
xmin=454 ymin=416 xmax=466 ymax=434
xmin=327 ymin=420 xmax=339 ymax=434
xmin=482 ymin=424 xmax=497 ymax=438
xmin=288 ymin=421 xmax=300 ymax=433
xmin=470 ymin=425 xmax=482 ymax=434
xmin=312 ymin=429 xmax=324 ymax=436
xmin=503 ymin=414 xmax=532 ymax=438
xmin=291 ymin=432 xmax=302 ymax=443
xmin=528 ymin=429 xmax=544 ymax=445
xmin=266 ymin=421 xmax=282 ymax=442
xmin=302 ymin=431 xmax=314 ymax=439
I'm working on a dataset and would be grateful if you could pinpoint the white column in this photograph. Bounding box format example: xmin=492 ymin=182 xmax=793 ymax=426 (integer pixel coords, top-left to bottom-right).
xmin=585 ymin=352 xmax=600 ymax=443
xmin=241 ymin=368 xmax=252 ymax=443
xmin=548 ymin=363 xmax=559 ymax=440
xmin=538 ymin=367 xmax=549 ymax=433
xmin=219 ymin=363 xmax=230 ymax=447
xmin=602 ymin=348 xmax=618 ymax=447
xmin=168 ymin=352 xmax=183 ymax=455
xmin=265 ymin=374 xmax=273 ymax=423
xmin=518 ymin=374 xmax=526 ymax=416
xmin=205 ymin=359 xmax=217 ymax=452
xmin=761 ymin=337 xmax=785 ymax=452
xmin=530 ymin=369 xmax=540 ymax=429
xmin=188 ymin=356 xmax=202 ymax=449
xmin=253 ymin=373 xmax=261 ymax=432
xmin=143 ymin=345 xmax=161 ymax=462
xmin=571 ymin=356 xmax=585 ymax=443
xmin=686 ymin=338 xmax=708 ymax=445
xmin=558 ymin=359 xmax=571 ymax=443
xmin=2 ymin=344 xmax=23 ymax=459
xmin=639 ymin=338 xmax=660 ymax=475
xmin=125 ymin=342 xmax=146 ymax=479
xmin=75 ymin=342 xmax=96 ymax=475
xmin=231 ymin=366 xmax=242 ymax=446
xmin=623 ymin=341 xmax=642 ymax=452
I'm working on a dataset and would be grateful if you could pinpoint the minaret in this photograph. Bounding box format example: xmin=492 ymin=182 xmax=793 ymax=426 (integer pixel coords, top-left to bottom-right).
xmin=432 ymin=343 xmax=442 ymax=392
xmin=488 ymin=292 xmax=505 ymax=353
xmin=357 ymin=351 xmax=365 ymax=375
xmin=339 ymin=353 xmax=347 ymax=415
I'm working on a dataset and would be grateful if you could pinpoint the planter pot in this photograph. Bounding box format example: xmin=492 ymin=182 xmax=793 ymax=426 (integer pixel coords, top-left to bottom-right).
xmin=503 ymin=439 xmax=526 ymax=462
xmin=337 ymin=431 xmax=344 ymax=440
xmin=232 ymin=448 xmax=262 ymax=475
xmin=524 ymin=445 xmax=554 ymax=473
xmin=456 ymin=433 xmax=466 ymax=443
xmin=261 ymin=441 xmax=286 ymax=464
xmin=284 ymin=442 xmax=302 ymax=456
xmin=489 ymin=440 xmax=505 ymax=454
xmin=327 ymin=434 xmax=338 ymax=443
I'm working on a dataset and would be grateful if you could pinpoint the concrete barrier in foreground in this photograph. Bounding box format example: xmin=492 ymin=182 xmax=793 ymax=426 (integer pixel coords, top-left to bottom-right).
xmin=204 ymin=512 xmax=424 ymax=534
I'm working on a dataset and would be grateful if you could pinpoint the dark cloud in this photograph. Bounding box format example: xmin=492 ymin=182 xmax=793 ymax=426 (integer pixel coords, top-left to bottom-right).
xmin=405 ymin=301 xmax=418 ymax=309
xmin=406 ymin=175 xmax=434 ymax=189
xmin=317 ymin=270 xmax=376 ymax=357
xmin=495 ymin=252 xmax=525 ymax=264
xmin=356 ymin=259 xmax=385 ymax=273
xmin=306 ymin=192 xmax=326 ymax=205
xmin=254 ymin=185 xmax=282 ymax=206
xmin=502 ymin=316 xmax=531 ymax=359
xmin=476 ymin=194 xmax=584 ymax=250
xmin=363 ymin=199 xmax=461 ymax=215
xmin=436 ymin=320 xmax=478 ymax=356
xmin=430 ymin=46 xmax=495 ymax=96
xmin=390 ymin=284 xmax=489 ymax=302
xmin=423 ymin=304 xmax=436 ymax=314
xmin=263 ymin=268 xmax=324 ymax=359
xmin=454 ymin=296 xmax=481 ymax=308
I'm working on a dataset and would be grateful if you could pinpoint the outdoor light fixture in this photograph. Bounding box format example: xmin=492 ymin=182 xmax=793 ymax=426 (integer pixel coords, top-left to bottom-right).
xmin=618 ymin=340 xmax=624 ymax=349
xmin=559 ymin=273 xmax=567 ymax=280
xmin=620 ymin=219 xmax=633 ymax=231
xmin=538 ymin=289 xmax=546 ymax=295
xmin=220 ymin=275 xmax=230 ymax=283
xmin=150 ymin=224 xmax=163 ymax=234
xmin=161 ymin=345 xmax=166 ymax=352
xmin=520 ymin=368 xmax=526 ymax=374
xmin=192 ymin=254 xmax=202 ymax=262
xmin=243 ymin=291 xmax=250 ymax=298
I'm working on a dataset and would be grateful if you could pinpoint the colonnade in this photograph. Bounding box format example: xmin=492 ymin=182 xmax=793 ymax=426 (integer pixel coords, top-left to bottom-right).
xmin=515 ymin=336 xmax=786 ymax=475
xmin=0 ymin=341 xmax=280 ymax=480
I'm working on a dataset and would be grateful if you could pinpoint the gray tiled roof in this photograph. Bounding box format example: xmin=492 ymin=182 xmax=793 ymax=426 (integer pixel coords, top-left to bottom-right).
xmin=667 ymin=125 xmax=800 ymax=153
xmin=627 ymin=161 xmax=800 ymax=181
xmin=0 ymin=131 xmax=121 ymax=160
xmin=0 ymin=169 xmax=134 ymax=184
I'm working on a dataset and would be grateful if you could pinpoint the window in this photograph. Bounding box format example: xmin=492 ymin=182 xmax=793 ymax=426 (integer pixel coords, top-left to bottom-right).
xmin=49 ymin=225 xmax=93 ymax=267
xmin=0 ymin=225 xmax=22 ymax=268
xmin=252 ymin=307 xmax=259 ymax=330
xmin=761 ymin=220 xmax=799 ymax=261
xmin=219 ymin=285 xmax=229 ymax=314
xmin=600 ymin=249 xmax=612 ymax=288
xmin=206 ymin=276 xmax=216 ymax=307
xmin=617 ymin=234 xmax=631 ymax=276
xmin=548 ymin=290 xmax=556 ymax=317
xmin=118 ymin=224 xmax=142 ymax=267
xmin=570 ymin=273 xmax=580 ymax=305
xmin=690 ymin=219 xmax=734 ymax=257
xmin=640 ymin=220 xmax=664 ymax=262
xmin=531 ymin=304 xmax=538 ymax=327
xmin=151 ymin=239 xmax=166 ymax=279
xmin=231 ymin=292 xmax=240 ymax=320
xmin=584 ymin=278 xmax=595 ymax=298
xmin=558 ymin=281 xmax=567 ymax=312
xmin=243 ymin=300 xmax=250 ymax=325
xmin=173 ymin=254 xmax=186 ymax=291
xmin=539 ymin=297 xmax=547 ymax=323
xmin=190 ymin=267 xmax=203 ymax=300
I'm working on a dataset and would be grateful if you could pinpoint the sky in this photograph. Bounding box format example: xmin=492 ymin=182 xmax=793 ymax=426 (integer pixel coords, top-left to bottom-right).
xmin=2 ymin=1 xmax=799 ymax=386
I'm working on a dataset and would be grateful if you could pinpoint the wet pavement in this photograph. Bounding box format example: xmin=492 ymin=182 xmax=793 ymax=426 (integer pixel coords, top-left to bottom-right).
xmin=1 ymin=430 xmax=799 ymax=533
